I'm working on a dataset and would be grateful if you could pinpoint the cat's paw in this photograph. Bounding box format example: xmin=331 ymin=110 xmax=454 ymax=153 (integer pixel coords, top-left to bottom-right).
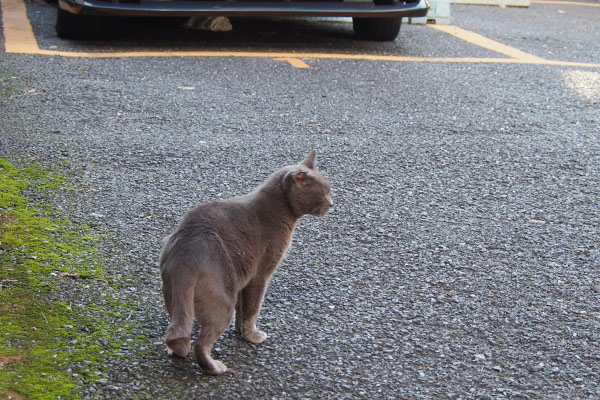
xmin=243 ymin=329 xmax=267 ymax=344
xmin=166 ymin=337 xmax=191 ymax=358
xmin=203 ymin=359 xmax=228 ymax=376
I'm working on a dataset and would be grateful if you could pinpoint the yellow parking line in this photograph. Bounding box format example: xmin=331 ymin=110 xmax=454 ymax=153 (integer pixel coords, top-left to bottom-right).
xmin=532 ymin=1 xmax=600 ymax=6
xmin=2 ymin=0 xmax=600 ymax=68
xmin=26 ymin=49 xmax=598 ymax=68
xmin=7 ymin=47 xmax=600 ymax=69
xmin=274 ymin=57 xmax=310 ymax=69
xmin=428 ymin=24 xmax=546 ymax=62
xmin=1 ymin=0 xmax=40 ymax=53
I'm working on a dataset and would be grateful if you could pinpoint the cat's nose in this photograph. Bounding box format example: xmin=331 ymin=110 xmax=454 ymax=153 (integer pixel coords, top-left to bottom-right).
xmin=326 ymin=194 xmax=333 ymax=208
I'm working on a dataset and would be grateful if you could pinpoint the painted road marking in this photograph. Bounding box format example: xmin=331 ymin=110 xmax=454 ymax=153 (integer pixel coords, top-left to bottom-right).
xmin=428 ymin=24 xmax=545 ymax=62
xmin=532 ymin=1 xmax=600 ymax=7
xmin=274 ymin=57 xmax=311 ymax=69
xmin=1 ymin=0 xmax=599 ymax=68
xmin=2 ymin=0 xmax=39 ymax=53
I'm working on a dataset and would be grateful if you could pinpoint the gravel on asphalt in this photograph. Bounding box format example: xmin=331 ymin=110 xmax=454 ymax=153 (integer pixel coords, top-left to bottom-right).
xmin=1 ymin=2 xmax=599 ymax=398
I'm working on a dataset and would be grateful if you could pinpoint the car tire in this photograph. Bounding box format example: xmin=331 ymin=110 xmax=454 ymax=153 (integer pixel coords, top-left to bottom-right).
xmin=352 ymin=17 xmax=402 ymax=41
xmin=55 ymin=8 xmax=101 ymax=39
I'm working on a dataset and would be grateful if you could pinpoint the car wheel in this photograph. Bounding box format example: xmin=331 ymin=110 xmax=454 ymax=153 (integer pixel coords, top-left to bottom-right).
xmin=55 ymin=8 xmax=101 ymax=39
xmin=352 ymin=17 xmax=402 ymax=41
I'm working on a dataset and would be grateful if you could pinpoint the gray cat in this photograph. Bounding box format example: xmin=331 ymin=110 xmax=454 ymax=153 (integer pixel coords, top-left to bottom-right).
xmin=159 ymin=151 xmax=332 ymax=375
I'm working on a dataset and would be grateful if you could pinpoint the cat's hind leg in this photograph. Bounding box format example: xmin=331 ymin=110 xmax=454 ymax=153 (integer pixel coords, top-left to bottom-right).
xmin=162 ymin=275 xmax=195 ymax=358
xmin=193 ymin=284 xmax=235 ymax=375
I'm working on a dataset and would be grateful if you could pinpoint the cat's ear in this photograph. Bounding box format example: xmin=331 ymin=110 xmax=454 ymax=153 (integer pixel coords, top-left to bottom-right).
xmin=291 ymin=170 xmax=308 ymax=186
xmin=301 ymin=150 xmax=317 ymax=169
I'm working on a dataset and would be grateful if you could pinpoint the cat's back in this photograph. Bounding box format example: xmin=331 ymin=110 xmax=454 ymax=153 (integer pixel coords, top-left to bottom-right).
xmin=161 ymin=197 xmax=262 ymax=275
xmin=172 ymin=196 xmax=259 ymax=248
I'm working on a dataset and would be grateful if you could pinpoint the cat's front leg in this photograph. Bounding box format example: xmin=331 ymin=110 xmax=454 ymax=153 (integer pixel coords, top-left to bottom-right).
xmin=235 ymin=279 xmax=269 ymax=344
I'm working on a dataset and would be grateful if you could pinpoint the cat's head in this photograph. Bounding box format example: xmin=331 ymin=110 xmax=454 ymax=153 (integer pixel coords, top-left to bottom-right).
xmin=284 ymin=150 xmax=333 ymax=218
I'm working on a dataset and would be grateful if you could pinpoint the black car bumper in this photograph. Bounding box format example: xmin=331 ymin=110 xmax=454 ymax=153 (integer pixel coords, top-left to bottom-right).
xmin=58 ymin=0 xmax=430 ymax=18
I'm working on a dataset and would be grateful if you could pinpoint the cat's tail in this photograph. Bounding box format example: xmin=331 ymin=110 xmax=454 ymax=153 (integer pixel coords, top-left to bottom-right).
xmin=160 ymin=234 xmax=196 ymax=358
xmin=159 ymin=232 xmax=238 ymax=359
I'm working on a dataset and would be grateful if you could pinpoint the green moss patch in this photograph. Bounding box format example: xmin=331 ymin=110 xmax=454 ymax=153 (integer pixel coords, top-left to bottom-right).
xmin=0 ymin=159 xmax=112 ymax=399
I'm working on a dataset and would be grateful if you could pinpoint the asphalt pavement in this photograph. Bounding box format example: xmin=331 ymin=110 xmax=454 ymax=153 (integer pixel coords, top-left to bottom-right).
xmin=1 ymin=0 xmax=599 ymax=398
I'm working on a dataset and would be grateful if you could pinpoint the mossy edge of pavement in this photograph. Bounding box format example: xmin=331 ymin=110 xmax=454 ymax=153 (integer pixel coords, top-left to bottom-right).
xmin=0 ymin=158 xmax=145 ymax=399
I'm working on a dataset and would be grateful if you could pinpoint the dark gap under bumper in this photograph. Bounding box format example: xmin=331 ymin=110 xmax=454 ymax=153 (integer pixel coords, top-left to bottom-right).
xmin=58 ymin=0 xmax=430 ymax=18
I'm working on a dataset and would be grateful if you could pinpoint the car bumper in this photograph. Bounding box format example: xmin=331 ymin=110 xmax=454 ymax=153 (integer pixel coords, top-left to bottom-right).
xmin=58 ymin=0 xmax=430 ymax=18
